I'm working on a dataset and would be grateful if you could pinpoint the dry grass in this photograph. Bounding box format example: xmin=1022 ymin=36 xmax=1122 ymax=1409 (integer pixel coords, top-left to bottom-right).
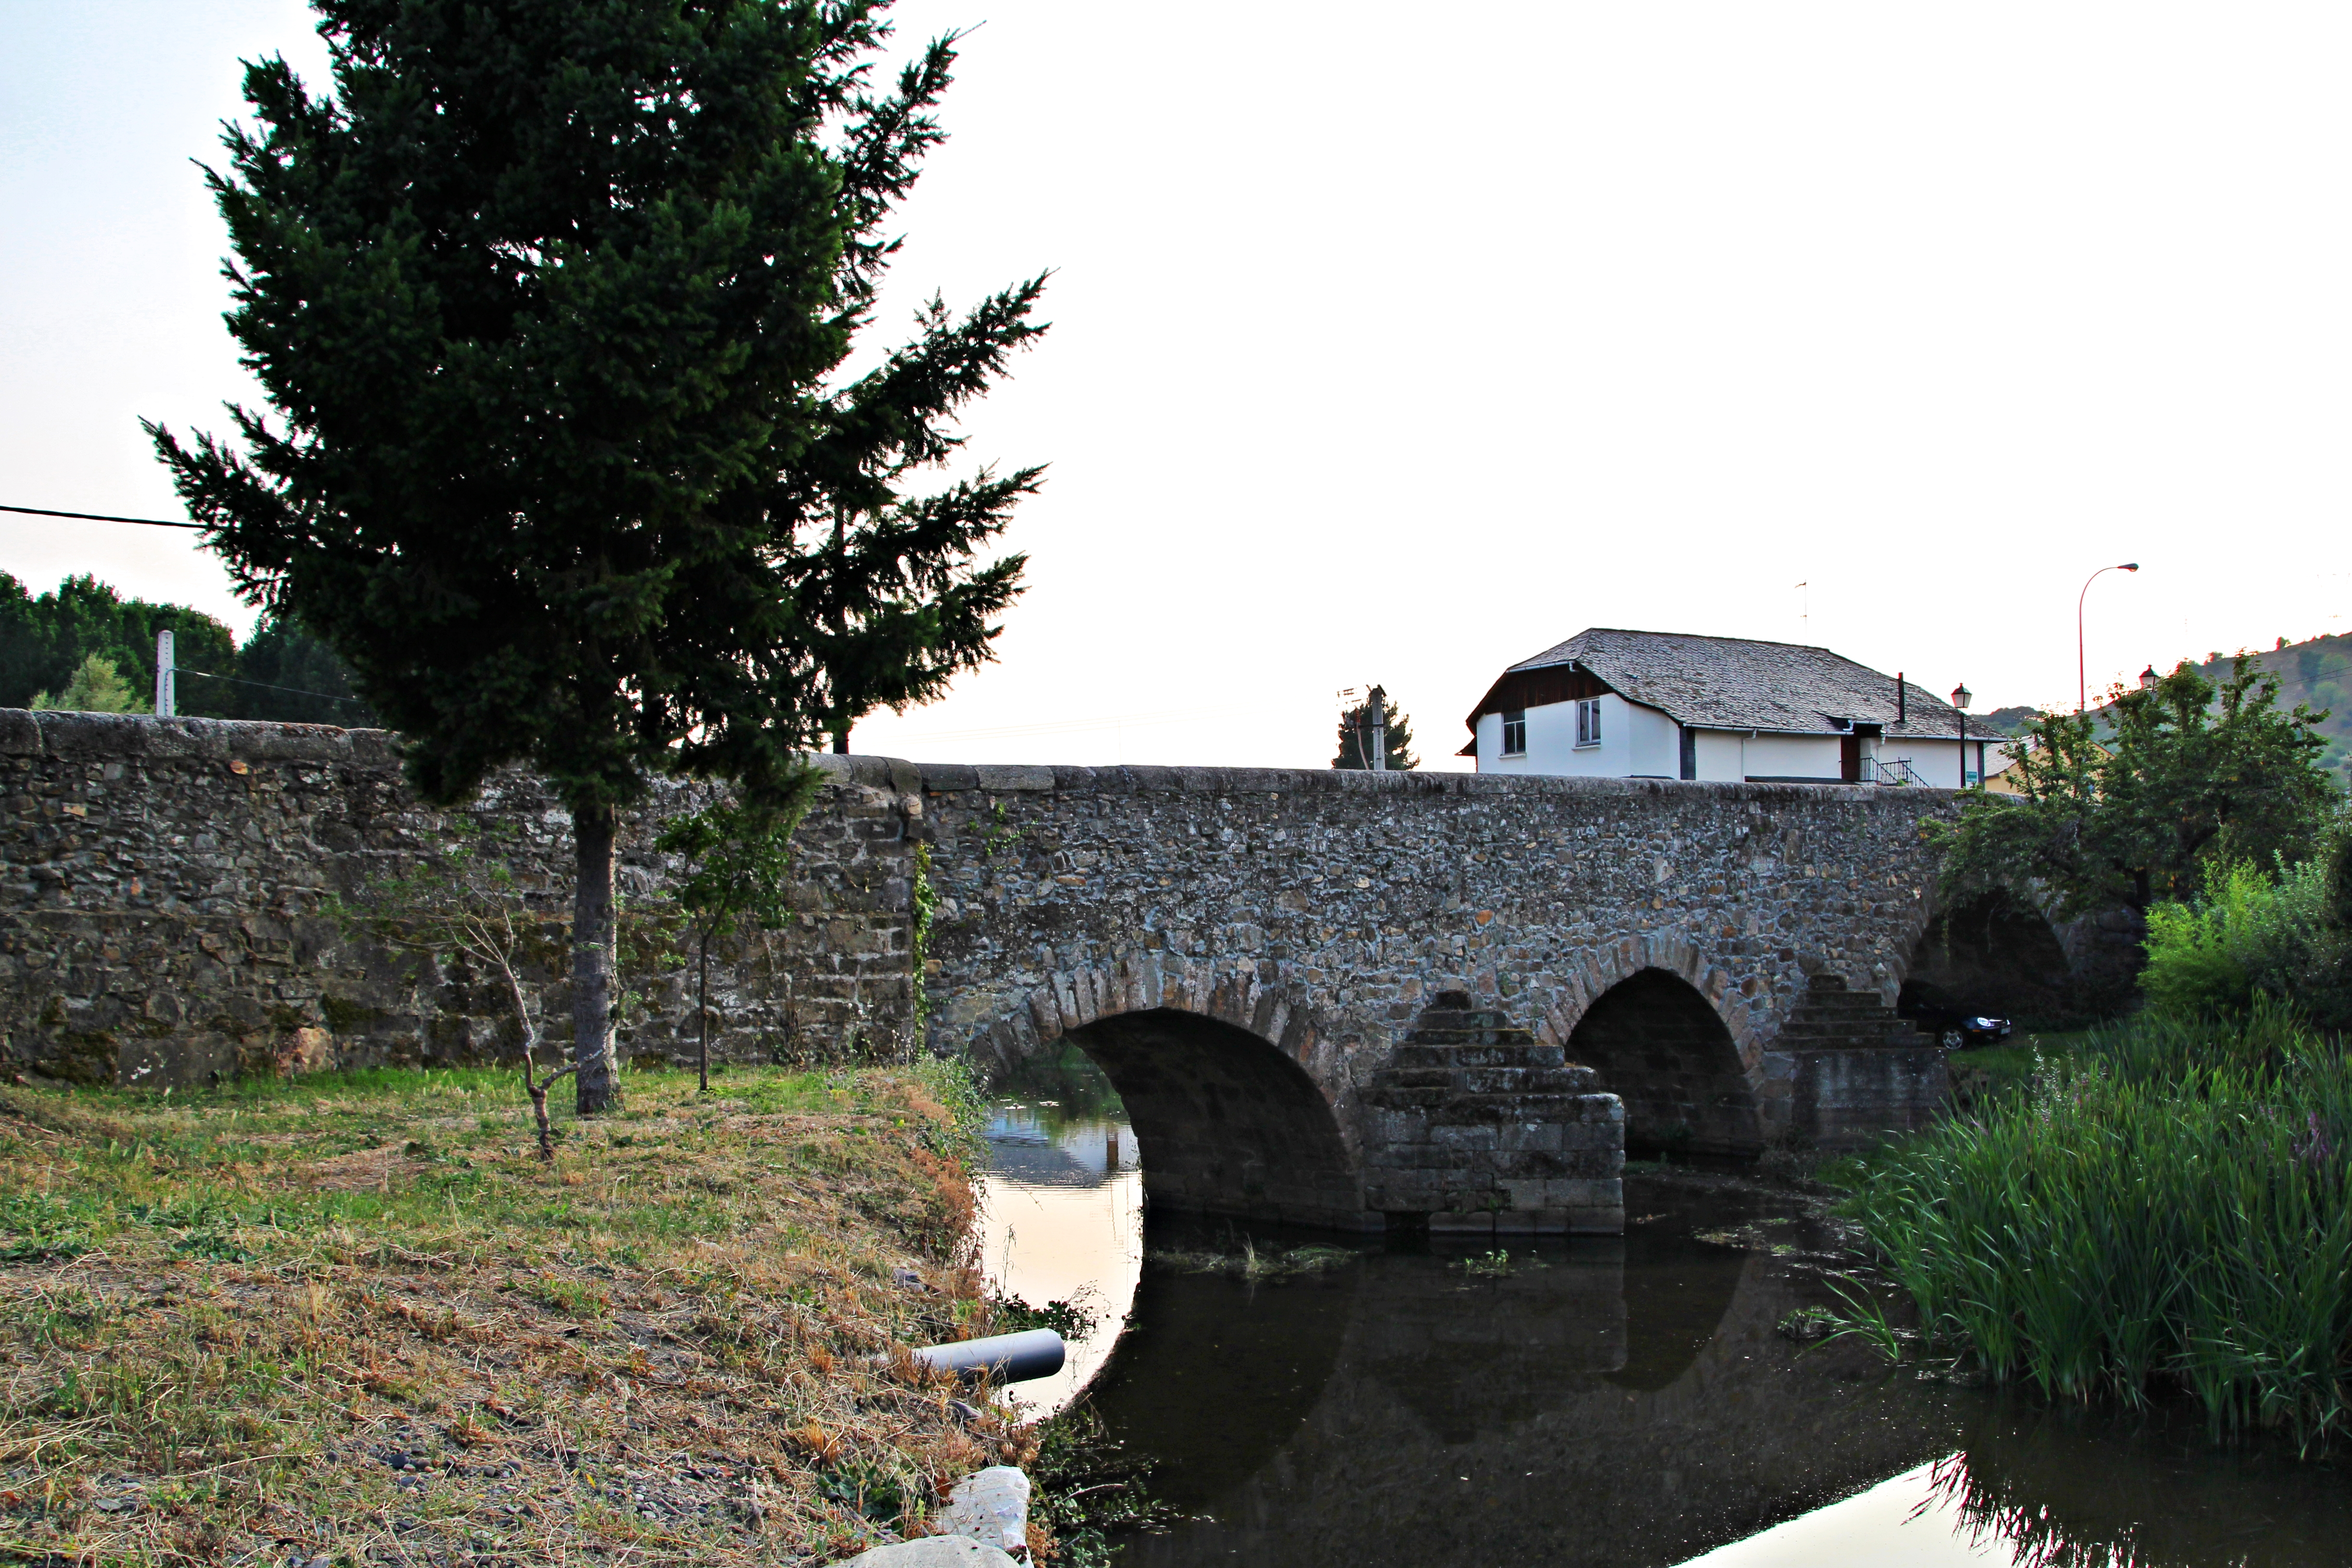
xmin=0 ymin=1061 xmax=1047 ymax=1565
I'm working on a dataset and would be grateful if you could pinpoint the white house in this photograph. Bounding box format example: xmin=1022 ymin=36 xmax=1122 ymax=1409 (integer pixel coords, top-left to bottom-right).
xmin=1460 ymin=628 xmax=2009 ymax=787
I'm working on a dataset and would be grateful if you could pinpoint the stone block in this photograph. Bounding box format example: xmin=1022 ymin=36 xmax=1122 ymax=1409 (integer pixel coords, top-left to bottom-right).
xmin=1427 ymin=1210 xmax=1496 ymax=1236
xmin=975 ymin=765 xmax=1055 ymax=793
xmin=1500 ymin=1179 xmax=1550 ymax=1211
xmin=935 ymin=1466 xmax=1027 ymax=1555
xmin=1495 ymin=1122 xmax=1563 ymax=1154
xmin=846 ymin=1538 xmax=1018 ymax=1567
xmin=1544 ymin=1178 xmax=1621 ymax=1210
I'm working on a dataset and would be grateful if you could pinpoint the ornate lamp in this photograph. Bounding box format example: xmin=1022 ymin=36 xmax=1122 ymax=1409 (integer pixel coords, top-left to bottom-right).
xmin=1951 ymin=682 xmax=1972 ymax=788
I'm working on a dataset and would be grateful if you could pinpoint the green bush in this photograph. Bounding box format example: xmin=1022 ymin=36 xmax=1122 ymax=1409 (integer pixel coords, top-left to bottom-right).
xmin=1842 ymin=1008 xmax=2352 ymax=1453
xmin=2140 ymin=842 xmax=2352 ymax=1028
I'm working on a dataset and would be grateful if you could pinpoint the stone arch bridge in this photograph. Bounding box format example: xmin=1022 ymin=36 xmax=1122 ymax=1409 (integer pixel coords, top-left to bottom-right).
xmin=837 ymin=755 xmax=1973 ymax=1235
xmin=0 ymin=717 xmax=2025 ymax=1238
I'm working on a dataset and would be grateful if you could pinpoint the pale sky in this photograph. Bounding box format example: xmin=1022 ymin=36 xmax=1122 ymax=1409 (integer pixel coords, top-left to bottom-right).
xmin=4 ymin=2 xmax=2347 ymax=769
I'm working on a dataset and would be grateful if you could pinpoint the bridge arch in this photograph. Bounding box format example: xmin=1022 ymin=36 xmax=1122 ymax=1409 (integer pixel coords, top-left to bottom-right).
xmin=1061 ymin=1007 xmax=1361 ymax=1228
xmin=968 ymin=968 xmax=1365 ymax=1228
xmin=1563 ymin=967 xmax=1763 ymax=1159
xmin=1900 ymin=888 xmax=2083 ymax=1029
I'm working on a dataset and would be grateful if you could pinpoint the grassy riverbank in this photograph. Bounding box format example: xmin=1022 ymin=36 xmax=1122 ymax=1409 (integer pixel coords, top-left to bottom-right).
xmin=0 ymin=1062 xmax=1041 ymax=1565
xmin=1842 ymin=1007 xmax=2352 ymax=1452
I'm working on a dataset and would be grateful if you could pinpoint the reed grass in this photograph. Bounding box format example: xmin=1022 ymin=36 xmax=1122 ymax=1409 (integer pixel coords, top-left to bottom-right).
xmin=1842 ymin=1003 xmax=2352 ymax=1452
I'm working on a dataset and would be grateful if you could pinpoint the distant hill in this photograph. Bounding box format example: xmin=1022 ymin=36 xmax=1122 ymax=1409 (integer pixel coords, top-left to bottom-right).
xmin=2189 ymin=633 xmax=2352 ymax=788
xmin=1972 ymin=635 xmax=2352 ymax=789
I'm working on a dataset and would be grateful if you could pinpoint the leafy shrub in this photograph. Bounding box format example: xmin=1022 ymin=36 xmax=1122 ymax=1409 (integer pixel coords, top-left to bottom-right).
xmin=2141 ymin=843 xmax=2352 ymax=1027
xmin=990 ymin=1293 xmax=1091 ymax=1340
xmin=1026 ymin=1403 xmax=1181 ymax=1568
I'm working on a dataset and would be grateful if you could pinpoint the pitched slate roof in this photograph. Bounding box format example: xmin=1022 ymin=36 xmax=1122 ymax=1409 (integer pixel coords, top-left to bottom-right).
xmin=1487 ymin=628 xmax=2010 ymax=740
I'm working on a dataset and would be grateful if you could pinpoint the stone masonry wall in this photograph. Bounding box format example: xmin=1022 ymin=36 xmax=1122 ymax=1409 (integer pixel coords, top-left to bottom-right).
xmin=0 ymin=712 xmax=916 ymax=1088
xmin=0 ymin=713 xmax=1963 ymax=1206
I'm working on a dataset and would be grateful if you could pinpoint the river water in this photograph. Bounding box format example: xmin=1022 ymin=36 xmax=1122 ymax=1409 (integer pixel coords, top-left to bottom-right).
xmin=976 ymin=1055 xmax=2352 ymax=1567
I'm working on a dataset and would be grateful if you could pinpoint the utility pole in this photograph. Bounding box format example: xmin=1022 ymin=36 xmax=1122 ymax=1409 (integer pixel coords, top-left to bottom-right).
xmin=1367 ymin=685 xmax=1387 ymax=771
xmin=154 ymin=629 xmax=175 ymax=718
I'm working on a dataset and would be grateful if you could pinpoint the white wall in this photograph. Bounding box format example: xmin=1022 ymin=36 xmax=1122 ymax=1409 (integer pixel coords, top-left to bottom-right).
xmin=1740 ymin=732 xmax=1843 ymax=782
xmin=1625 ymin=702 xmax=1680 ymax=777
xmin=1476 ymin=702 xmax=1987 ymax=788
xmin=1477 ymin=693 xmax=1645 ymax=775
xmin=1691 ymin=729 xmax=1743 ymax=783
xmin=1881 ymin=737 xmax=1979 ymax=788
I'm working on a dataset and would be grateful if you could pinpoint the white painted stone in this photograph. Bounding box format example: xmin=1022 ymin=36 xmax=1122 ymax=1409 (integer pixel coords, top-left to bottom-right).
xmin=845 ymin=1537 xmax=1019 ymax=1567
xmin=937 ymin=1465 xmax=1031 ymax=1555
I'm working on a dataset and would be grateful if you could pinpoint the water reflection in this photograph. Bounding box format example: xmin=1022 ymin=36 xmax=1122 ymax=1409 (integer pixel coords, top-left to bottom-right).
xmin=978 ymin=1054 xmax=2352 ymax=1566
xmin=1093 ymin=1204 xmax=1956 ymax=1567
xmin=976 ymin=1048 xmax=1144 ymax=1417
xmin=1676 ymin=1462 xmax=2009 ymax=1567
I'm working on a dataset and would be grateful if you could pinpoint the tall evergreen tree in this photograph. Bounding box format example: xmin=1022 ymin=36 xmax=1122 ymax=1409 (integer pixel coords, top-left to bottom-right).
xmin=1331 ymin=691 xmax=1417 ymax=770
xmin=150 ymin=0 xmax=1043 ymax=1112
xmin=236 ymin=615 xmax=376 ymax=726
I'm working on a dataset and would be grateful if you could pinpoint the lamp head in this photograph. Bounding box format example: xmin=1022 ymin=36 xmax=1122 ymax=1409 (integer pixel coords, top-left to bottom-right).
xmin=1952 ymin=683 xmax=1972 ymax=709
xmin=2120 ymin=562 xmax=2139 ymax=571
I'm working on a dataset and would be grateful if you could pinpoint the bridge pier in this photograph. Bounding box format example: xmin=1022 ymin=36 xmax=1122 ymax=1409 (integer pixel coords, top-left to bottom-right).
xmin=1362 ymin=993 xmax=1624 ymax=1236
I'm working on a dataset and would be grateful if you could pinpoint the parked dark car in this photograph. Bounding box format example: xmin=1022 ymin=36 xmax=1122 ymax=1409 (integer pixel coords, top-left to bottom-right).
xmin=1908 ymin=1010 xmax=2013 ymax=1049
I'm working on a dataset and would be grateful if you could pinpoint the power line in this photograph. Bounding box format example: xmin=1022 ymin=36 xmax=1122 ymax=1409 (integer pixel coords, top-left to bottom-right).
xmin=174 ymin=666 xmax=368 ymax=709
xmin=0 ymin=504 xmax=202 ymax=530
xmin=881 ymin=702 xmax=1273 ymax=745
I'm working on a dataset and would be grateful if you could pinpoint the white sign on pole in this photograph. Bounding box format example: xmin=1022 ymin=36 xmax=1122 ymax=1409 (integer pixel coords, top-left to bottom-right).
xmin=155 ymin=629 xmax=175 ymax=718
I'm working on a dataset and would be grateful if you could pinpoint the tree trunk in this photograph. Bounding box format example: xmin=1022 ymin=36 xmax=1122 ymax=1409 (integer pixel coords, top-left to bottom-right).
xmin=697 ymin=930 xmax=711 ymax=1094
xmin=572 ymin=803 xmax=623 ymax=1114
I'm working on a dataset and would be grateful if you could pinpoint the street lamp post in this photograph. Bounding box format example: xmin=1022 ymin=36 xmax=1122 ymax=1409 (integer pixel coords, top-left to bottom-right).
xmin=2078 ymin=562 xmax=2141 ymax=712
xmin=1951 ymin=682 xmax=1971 ymax=789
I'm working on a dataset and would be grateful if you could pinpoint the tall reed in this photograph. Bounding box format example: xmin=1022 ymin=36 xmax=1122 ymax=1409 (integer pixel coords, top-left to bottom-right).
xmin=1843 ymin=1004 xmax=2352 ymax=1452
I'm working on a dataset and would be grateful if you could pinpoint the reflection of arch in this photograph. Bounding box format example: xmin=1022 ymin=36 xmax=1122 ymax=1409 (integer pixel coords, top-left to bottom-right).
xmin=1900 ymin=890 xmax=2079 ymax=1027
xmin=1608 ymin=1231 xmax=1749 ymax=1391
xmin=1062 ymin=1008 xmax=1364 ymax=1228
xmin=1084 ymin=1256 xmax=1358 ymax=1509
xmin=1565 ymin=968 xmax=1762 ymax=1158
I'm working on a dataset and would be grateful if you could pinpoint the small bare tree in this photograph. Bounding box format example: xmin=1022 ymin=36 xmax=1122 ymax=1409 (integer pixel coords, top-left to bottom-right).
xmin=338 ymin=836 xmax=576 ymax=1159
xmin=654 ymin=768 xmax=820 ymax=1091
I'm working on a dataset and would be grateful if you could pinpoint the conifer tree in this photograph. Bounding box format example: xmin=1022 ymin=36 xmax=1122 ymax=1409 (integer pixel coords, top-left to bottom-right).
xmin=29 ymin=655 xmax=147 ymax=715
xmin=1331 ymin=692 xmax=1417 ymax=770
xmin=238 ymin=615 xmax=375 ymax=726
xmin=150 ymin=0 xmax=1043 ymax=1112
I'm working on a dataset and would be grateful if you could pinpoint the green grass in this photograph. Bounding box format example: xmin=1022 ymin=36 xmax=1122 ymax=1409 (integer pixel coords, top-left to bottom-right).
xmin=0 ymin=1059 xmax=1033 ymax=1565
xmin=1946 ymin=1027 xmax=2098 ymax=1084
xmin=1840 ymin=1005 xmax=2352 ymax=1453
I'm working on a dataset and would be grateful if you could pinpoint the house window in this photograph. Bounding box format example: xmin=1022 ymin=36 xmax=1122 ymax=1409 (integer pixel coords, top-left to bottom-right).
xmin=1574 ymin=698 xmax=1601 ymax=748
xmin=1500 ymin=710 xmax=1527 ymax=756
